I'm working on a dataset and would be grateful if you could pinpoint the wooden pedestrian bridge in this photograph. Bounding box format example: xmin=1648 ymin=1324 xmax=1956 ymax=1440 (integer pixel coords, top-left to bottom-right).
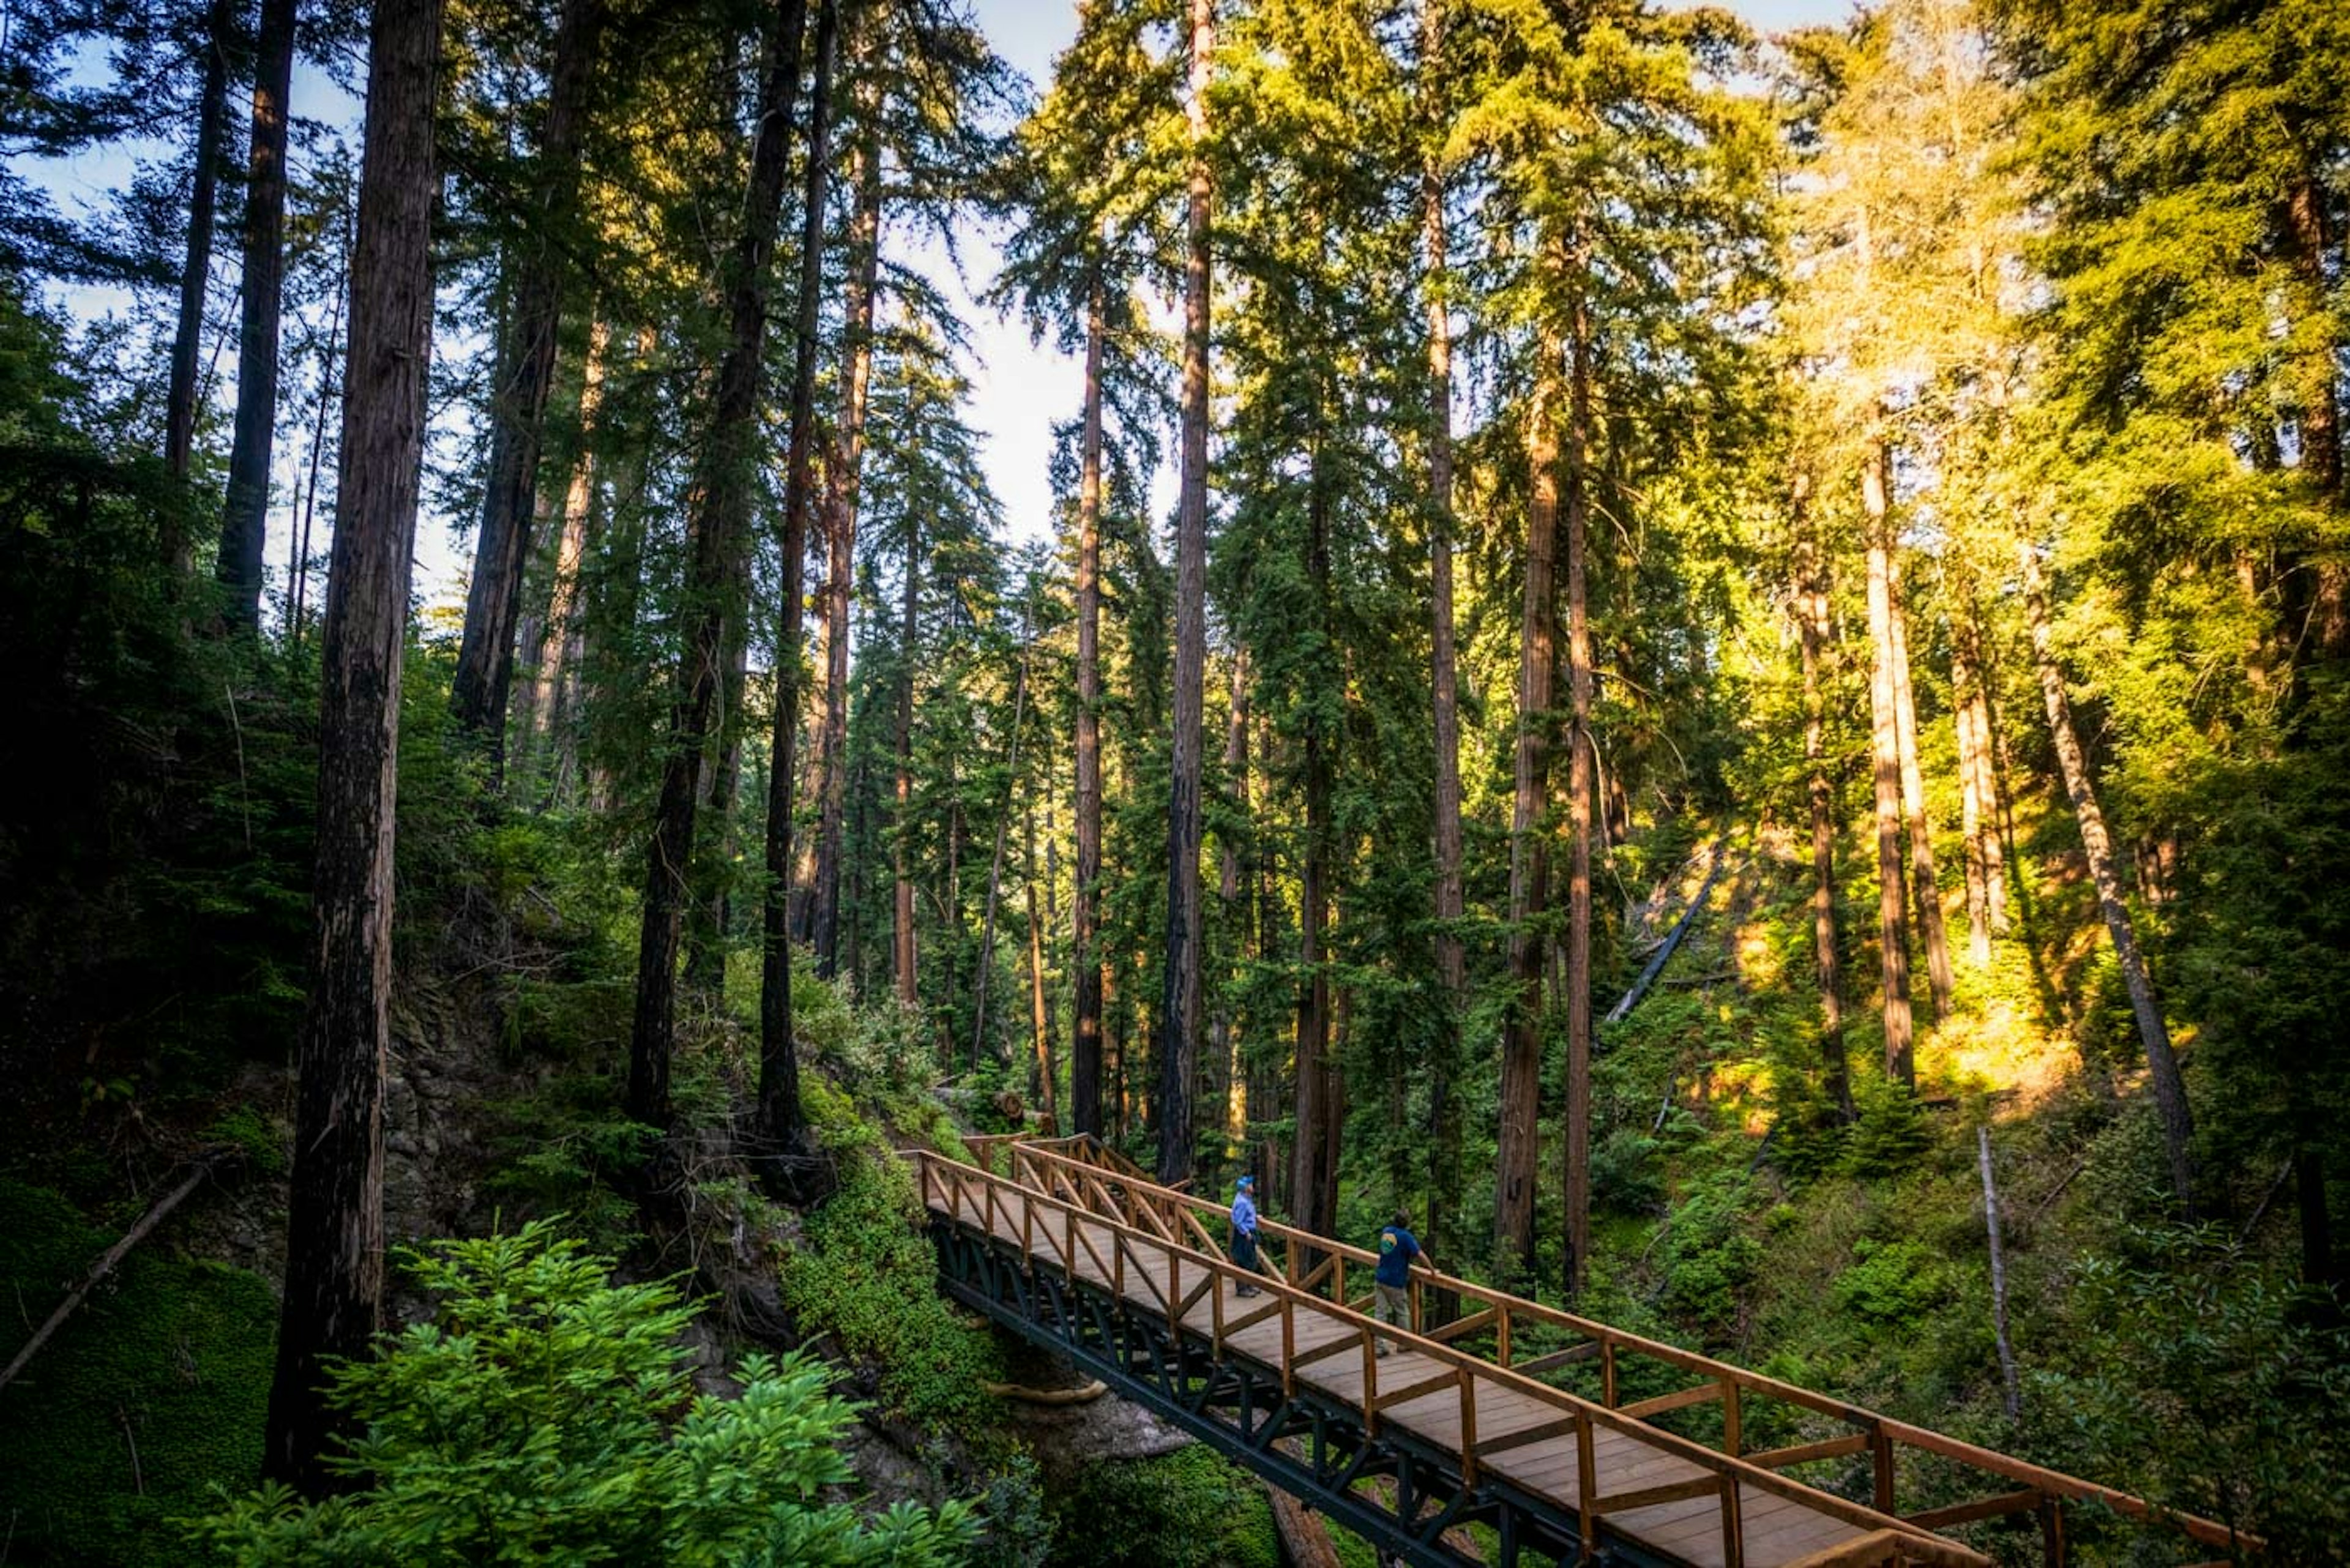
xmin=912 ymin=1134 xmax=2250 ymax=1568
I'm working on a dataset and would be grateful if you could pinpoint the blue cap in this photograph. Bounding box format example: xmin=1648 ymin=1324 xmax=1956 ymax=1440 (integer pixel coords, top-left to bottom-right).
xmin=1236 ymin=1176 xmax=1254 ymax=1190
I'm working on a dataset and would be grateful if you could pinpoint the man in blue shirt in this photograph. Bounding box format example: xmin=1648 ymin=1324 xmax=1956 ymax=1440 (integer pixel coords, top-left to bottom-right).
xmin=1230 ymin=1176 xmax=1261 ymax=1296
xmin=1373 ymin=1211 xmax=1431 ymax=1356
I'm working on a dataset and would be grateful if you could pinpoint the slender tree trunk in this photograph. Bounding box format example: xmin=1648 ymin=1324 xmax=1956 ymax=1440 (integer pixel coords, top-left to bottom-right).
xmin=1421 ymin=29 xmax=1467 ymax=1269
xmin=1863 ymin=441 xmax=1915 ymax=1087
xmin=1952 ymin=603 xmax=1995 ymax=966
xmin=215 ymin=0 xmax=299 ymax=630
xmin=684 ymin=608 xmax=750 ymax=995
xmin=524 ymin=316 xmax=608 ymax=799
xmin=165 ymin=0 xmax=233 ymax=499
xmin=1496 ymin=318 xmax=1561 ymax=1273
xmin=1289 ymin=444 xmax=1337 ymax=1246
xmin=2285 ymin=175 xmax=2349 ymax=656
xmin=263 ymin=0 xmax=441 ymax=1488
xmin=972 ymin=627 xmax=1031 ymax=1064
xmin=450 ymin=0 xmax=603 ymax=769
xmin=1157 ymin=0 xmax=1215 ymax=1187
xmin=629 ymin=0 xmax=808 ymax=1130
xmin=1026 ymin=799 xmax=1058 ymax=1133
xmin=815 ymin=89 xmax=884 ymax=977
xmin=1796 ymin=474 xmax=1852 ymax=1118
xmin=1562 ymin=276 xmax=1594 ymax=1301
xmin=1889 ymin=553 xmax=1954 ymax=1018
xmin=1209 ymin=649 xmax=1248 ymax=1158
xmin=288 ymin=239 xmax=348 ymax=653
xmin=1979 ymin=1127 xmax=2021 ymax=1421
xmin=2020 ymin=543 xmax=2196 ymax=1211
xmin=758 ymin=0 xmax=837 ymax=1157
xmin=893 ymin=498 xmax=920 ymax=1011
xmin=1072 ymin=264 xmax=1108 ymax=1137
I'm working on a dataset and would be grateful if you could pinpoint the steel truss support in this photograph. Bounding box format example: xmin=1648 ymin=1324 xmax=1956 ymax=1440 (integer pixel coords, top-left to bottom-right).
xmin=931 ymin=1217 xmax=1679 ymax=1568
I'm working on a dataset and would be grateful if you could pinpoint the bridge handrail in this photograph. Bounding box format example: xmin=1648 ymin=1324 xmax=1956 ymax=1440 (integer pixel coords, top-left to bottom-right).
xmin=913 ymin=1146 xmax=1992 ymax=1568
xmin=969 ymin=1136 xmax=2251 ymax=1559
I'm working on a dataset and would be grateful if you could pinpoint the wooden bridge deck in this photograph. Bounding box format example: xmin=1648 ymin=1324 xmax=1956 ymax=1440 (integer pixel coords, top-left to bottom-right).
xmin=920 ymin=1136 xmax=2251 ymax=1568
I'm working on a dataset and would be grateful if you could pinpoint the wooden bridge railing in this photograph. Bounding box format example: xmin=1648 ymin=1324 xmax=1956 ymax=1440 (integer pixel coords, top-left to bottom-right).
xmin=914 ymin=1147 xmax=1991 ymax=1568
xmin=963 ymin=1135 xmax=2250 ymax=1564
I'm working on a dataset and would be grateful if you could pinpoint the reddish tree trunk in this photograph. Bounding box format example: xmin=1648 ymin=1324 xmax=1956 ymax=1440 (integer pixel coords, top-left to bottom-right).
xmin=1496 ymin=318 xmax=1561 ymax=1274
xmin=1889 ymin=553 xmax=1955 ymax=1019
xmin=1863 ymin=441 xmax=1915 ymax=1087
xmin=263 ymin=0 xmax=442 ymax=1490
xmin=1157 ymin=0 xmax=1215 ymax=1186
xmin=1795 ymin=474 xmax=1852 ymax=1118
xmin=1562 ymin=277 xmax=1594 ymax=1301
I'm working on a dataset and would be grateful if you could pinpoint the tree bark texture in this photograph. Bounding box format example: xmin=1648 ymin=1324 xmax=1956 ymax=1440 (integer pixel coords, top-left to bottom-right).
xmin=263 ymin=0 xmax=442 ymax=1490
xmin=1421 ymin=41 xmax=1467 ymax=1267
xmin=758 ymin=0 xmax=837 ymax=1157
xmin=1562 ymin=278 xmax=1594 ymax=1301
xmin=165 ymin=0 xmax=233 ymax=491
xmin=971 ymin=628 xmax=1031 ymax=1064
xmin=1289 ymin=446 xmax=1337 ymax=1248
xmin=1209 ymin=649 xmax=1248 ymax=1153
xmin=1862 ymin=441 xmax=1915 ymax=1086
xmin=450 ymin=0 xmax=603 ymax=767
xmin=215 ymin=0 xmax=300 ymax=630
xmin=1887 ymin=553 xmax=1954 ymax=1020
xmin=893 ymin=482 xmax=920 ymax=1011
xmin=1026 ymin=799 xmax=1059 ymax=1133
xmin=1072 ymin=266 xmax=1107 ymax=1137
xmin=1157 ymin=0 xmax=1214 ymax=1187
xmin=2020 ymin=543 xmax=2196 ymax=1211
xmin=1795 ymin=474 xmax=1852 ymax=1118
xmin=1496 ymin=319 xmax=1561 ymax=1273
xmin=628 ymin=0 xmax=808 ymax=1130
xmin=521 ymin=316 xmax=608 ymax=801
xmin=814 ymin=94 xmax=884 ymax=977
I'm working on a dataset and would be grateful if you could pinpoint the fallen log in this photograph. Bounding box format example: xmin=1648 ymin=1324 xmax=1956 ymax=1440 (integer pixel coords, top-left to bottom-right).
xmin=1266 ymin=1487 xmax=1344 ymax=1568
xmin=982 ymin=1378 xmax=1108 ymax=1406
xmin=1605 ymin=841 xmax=1731 ymax=1026
xmin=0 ymin=1152 xmax=225 ymax=1396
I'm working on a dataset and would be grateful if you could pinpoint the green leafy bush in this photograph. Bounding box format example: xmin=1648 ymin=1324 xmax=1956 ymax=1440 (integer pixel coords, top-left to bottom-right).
xmin=1045 ymin=1446 xmax=1278 ymax=1568
xmin=189 ymin=1222 xmax=975 ymax=1566
xmin=1841 ymin=1081 xmax=1931 ymax=1179
xmin=1657 ymin=1171 xmax=1761 ymax=1336
xmin=1830 ymin=1239 xmax=1952 ymax=1327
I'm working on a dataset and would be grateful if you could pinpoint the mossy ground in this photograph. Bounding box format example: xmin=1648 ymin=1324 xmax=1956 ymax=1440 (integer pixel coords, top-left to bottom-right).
xmin=0 ymin=1179 xmax=277 ymax=1566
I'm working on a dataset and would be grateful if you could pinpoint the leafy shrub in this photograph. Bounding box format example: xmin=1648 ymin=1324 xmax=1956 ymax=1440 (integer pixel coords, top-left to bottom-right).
xmin=189 ymin=1222 xmax=975 ymax=1566
xmin=1046 ymin=1446 xmax=1278 ymax=1568
xmin=1830 ymin=1239 xmax=1952 ymax=1327
xmin=1591 ymin=1126 xmax=1666 ymax=1216
xmin=1657 ymin=1171 xmax=1761 ymax=1336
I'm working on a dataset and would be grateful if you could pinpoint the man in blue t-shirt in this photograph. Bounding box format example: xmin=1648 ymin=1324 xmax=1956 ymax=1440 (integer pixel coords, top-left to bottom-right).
xmin=1373 ymin=1211 xmax=1431 ymax=1356
xmin=1230 ymin=1176 xmax=1262 ymax=1296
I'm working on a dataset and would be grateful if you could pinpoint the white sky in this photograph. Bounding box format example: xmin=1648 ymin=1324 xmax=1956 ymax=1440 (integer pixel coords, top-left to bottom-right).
xmin=28 ymin=0 xmax=1853 ymax=618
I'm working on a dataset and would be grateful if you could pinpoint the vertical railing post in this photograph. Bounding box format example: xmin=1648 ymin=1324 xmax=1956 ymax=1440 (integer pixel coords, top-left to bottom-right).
xmin=1601 ymin=1339 xmax=1617 ymax=1406
xmin=1871 ymin=1423 xmax=1896 ymax=1514
xmin=2039 ymin=1495 xmax=2065 ymax=1566
xmin=1718 ymin=1474 xmax=1745 ymax=1568
xmin=1575 ymin=1409 xmax=1597 ymax=1551
xmin=1361 ymin=1326 xmax=1378 ymax=1433
xmin=1498 ymin=1305 xmax=1512 ymax=1368
xmin=1458 ymin=1369 xmax=1480 ymax=1488
xmin=1281 ymin=1294 xmax=1297 ymax=1396
xmin=1721 ymin=1376 xmax=1741 ymax=1457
